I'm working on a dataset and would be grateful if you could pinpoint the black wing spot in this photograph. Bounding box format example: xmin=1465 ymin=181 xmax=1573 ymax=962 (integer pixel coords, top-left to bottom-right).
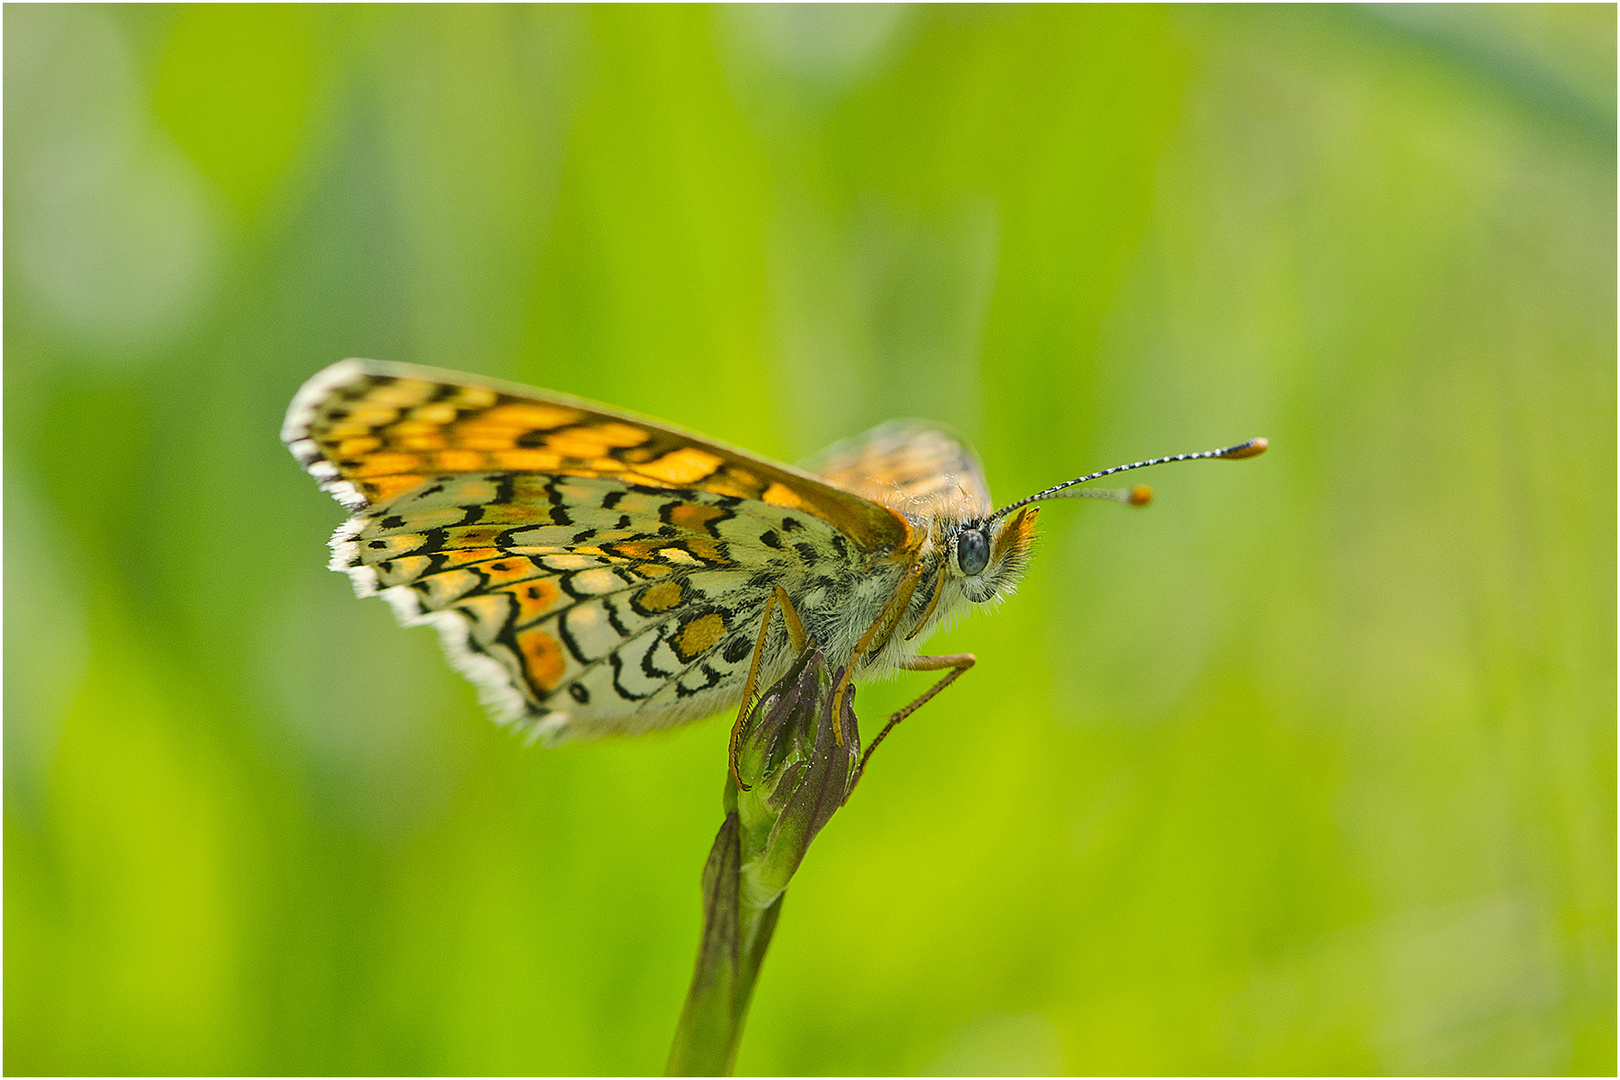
xmin=516 ymin=430 xmax=547 ymax=448
xmin=556 ymin=613 xmax=592 ymax=665
xmin=641 ymin=636 xmax=672 ymax=680
xmin=831 ymin=534 xmax=849 ymax=560
xmin=674 ymin=663 xmax=724 ymax=697
xmin=781 ymin=516 xmax=803 ymax=531
xmin=368 ymin=540 xmax=388 ymax=549
xmin=723 ymin=636 xmax=753 ymax=664
xmin=568 ymin=683 xmax=590 ymax=703
xmin=380 ymin=515 xmax=405 ymax=530
xmin=794 ymin=542 xmax=820 ymax=566
xmin=604 ymin=598 xmax=631 ymax=637
xmin=759 ymin=530 xmax=782 ymax=550
xmin=572 ymin=528 xmax=598 ymax=543
xmin=601 ymin=490 xmax=625 ymax=509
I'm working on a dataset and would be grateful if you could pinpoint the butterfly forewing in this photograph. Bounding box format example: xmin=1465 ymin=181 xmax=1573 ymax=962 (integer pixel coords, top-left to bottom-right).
xmin=807 ymin=419 xmax=992 ymax=520
xmin=284 ymin=359 xmax=912 ymax=550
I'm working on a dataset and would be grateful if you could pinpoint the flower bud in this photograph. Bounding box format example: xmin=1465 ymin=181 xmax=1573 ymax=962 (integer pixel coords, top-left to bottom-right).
xmin=730 ymin=646 xmax=860 ymax=912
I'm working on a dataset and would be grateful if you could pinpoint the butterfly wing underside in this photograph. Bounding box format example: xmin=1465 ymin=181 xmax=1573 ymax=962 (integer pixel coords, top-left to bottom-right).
xmin=282 ymin=359 xmax=914 ymax=745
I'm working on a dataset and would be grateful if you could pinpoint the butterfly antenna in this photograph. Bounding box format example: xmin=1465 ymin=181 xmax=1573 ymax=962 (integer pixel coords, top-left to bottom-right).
xmin=990 ymin=437 xmax=1267 ymax=520
xmin=1060 ymin=484 xmax=1155 ymax=507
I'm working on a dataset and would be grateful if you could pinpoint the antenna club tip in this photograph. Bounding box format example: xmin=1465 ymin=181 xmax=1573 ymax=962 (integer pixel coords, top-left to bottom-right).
xmin=1221 ymin=437 xmax=1268 ymax=460
xmin=1128 ymin=484 xmax=1153 ymax=506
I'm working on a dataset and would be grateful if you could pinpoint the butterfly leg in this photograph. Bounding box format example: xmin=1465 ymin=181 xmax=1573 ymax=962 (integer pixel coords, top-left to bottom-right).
xmin=829 ymin=560 xmax=925 ymax=748
xmin=728 ymin=585 xmax=811 ymax=791
xmin=844 ymin=652 xmax=976 ymax=801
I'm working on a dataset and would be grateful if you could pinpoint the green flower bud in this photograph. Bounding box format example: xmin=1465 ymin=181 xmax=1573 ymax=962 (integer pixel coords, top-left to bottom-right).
xmin=731 ymin=647 xmax=860 ymax=911
xmin=670 ymin=645 xmax=861 ymax=1076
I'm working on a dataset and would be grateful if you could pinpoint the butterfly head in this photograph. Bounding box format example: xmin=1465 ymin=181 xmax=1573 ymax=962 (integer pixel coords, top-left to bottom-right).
xmin=946 ymin=507 xmax=1041 ymax=604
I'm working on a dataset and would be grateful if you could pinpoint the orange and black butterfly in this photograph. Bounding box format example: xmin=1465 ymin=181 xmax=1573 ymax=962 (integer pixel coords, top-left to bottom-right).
xmin=283 ymin=359 xmax=1264 ymax=757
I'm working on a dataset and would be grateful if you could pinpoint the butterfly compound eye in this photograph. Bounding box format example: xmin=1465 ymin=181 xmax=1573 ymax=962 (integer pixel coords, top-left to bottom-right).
xmin=956 ymin=528 xmax=990 ymax=576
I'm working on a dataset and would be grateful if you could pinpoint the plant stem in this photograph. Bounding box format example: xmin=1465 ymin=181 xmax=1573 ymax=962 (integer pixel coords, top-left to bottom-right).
xmin=666 ymin=647 xmax=858 ymax=1075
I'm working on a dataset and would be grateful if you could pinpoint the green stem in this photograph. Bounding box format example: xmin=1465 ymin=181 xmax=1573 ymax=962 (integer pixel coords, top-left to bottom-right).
xmin=665 ymin=814 xmax=738 ymax=1075
xmin=734 ymin=890 xmax=783 ymax=1032
xmin=665 ymin=810 xmax=784 ymax=1076
xmin=666 ymin=647 xmax=858 ymax=1076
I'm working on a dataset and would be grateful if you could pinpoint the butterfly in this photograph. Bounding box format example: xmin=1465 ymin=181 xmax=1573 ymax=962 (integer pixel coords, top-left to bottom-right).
xmin=282 ymin=359 xmax=1265 ymax=765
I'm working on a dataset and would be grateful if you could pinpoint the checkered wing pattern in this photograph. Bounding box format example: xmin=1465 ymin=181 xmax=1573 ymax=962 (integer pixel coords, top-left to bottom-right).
xmin=282 ymin=359 xmax=915 ymax=744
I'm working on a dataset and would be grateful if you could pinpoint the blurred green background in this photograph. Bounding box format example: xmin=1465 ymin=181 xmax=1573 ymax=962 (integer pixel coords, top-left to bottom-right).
xmin=5 ymin=5 xmax=1613 ymax=1075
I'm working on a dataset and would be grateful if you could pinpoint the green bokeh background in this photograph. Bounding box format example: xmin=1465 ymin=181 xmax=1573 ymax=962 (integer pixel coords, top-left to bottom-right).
xmin=6 ymin=5 xmax=1614 ymax=1075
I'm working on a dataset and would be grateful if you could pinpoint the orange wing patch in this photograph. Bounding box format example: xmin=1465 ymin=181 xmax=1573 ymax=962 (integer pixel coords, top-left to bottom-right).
xmin=632 ymin=580 xmax=687 ymax=614
xmin=516 ymin=629 xmax=567 ymax=692
xmin=673 ymin=613 xmax=726 ymax=662
xmin=508 ymin=579 xmax=563 ymax=624
xmin=666 ymin=501 xmax=728 ymax=535
xmin=637 ymin=447 xmax=725 ymax=485
xmin=283 ymin=359 xmax=913 ymax=555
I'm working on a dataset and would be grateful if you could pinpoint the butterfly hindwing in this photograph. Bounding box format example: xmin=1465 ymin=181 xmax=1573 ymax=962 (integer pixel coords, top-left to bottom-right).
xmin=331 ymin=472 xmax=863 ymax=743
